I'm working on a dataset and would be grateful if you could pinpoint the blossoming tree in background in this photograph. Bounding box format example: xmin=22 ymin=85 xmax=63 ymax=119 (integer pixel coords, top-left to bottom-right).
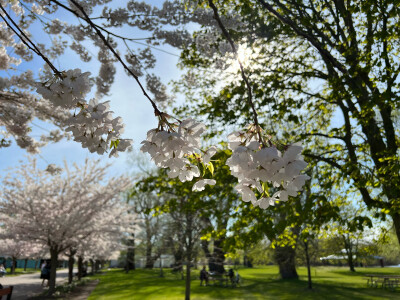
xmin=73 ymin=205 xmax=133 ymax=282
xmin=0 ymin=158 xmax=131 ymax=294
xmin=0 ymin=239 xmax=43 ymax=273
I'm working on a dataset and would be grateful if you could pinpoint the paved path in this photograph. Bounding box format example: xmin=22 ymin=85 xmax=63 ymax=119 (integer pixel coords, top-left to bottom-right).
xmin=0 ymin=269 xmax=70 ymax=299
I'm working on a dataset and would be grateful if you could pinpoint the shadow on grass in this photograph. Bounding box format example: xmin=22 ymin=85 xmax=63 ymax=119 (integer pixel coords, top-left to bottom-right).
xmin=88 ymin=268 xmax=399 ymax=300
xmin=237 ymin=277 xmax=397 ymax=300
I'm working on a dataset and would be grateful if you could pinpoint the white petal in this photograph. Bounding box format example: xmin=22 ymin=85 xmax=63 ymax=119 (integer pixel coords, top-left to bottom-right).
xmin=259 ymin=197 xmax=270 ymax=209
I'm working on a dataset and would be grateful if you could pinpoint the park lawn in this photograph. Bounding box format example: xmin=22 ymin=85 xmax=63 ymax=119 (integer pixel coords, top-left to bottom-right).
xmin=87 ymin=266 xmax=400 ymax=300
xmin=5 ymin=267 xmax=40 ymax=277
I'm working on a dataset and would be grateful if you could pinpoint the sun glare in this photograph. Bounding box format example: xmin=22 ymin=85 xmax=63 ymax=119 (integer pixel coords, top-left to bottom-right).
xmin=236 ymin=44 xmax=253 ymax=68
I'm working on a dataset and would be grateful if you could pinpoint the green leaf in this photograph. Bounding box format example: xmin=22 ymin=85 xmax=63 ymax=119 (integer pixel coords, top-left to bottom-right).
xmin=208 ymin=162 xmax=214 ymax=175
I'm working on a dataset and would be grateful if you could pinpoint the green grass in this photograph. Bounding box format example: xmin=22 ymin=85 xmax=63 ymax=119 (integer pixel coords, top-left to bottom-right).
xmin=4 ymin=267 xmax=40 ymax=277
xmin=87 ymin=266 xmax=400 ymax=299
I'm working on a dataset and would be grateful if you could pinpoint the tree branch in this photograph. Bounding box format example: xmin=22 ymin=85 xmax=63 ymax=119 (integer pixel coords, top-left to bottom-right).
xmin=257 ymin=0 xmax=348 ymax=74
xmin=208 ymin=0 xmax=264 ymax=143
xmin=0 ymin=4 xmax=61 ymax=77
xmin=50 ymin=0 xmax=162 ymax=116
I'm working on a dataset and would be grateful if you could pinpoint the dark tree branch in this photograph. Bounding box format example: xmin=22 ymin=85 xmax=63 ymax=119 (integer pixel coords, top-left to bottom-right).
xmin=50 ymin=0 xmax=162 ymax=116
xmin=258 ymin=0 xmax=348 ymax=74
xmin=303 ymin=133 xmax=345 ymax=141
xmin=304 ymin=152 xmax=342 ymax=170
xmin=0 ymin=4 xmax=61 ymax=77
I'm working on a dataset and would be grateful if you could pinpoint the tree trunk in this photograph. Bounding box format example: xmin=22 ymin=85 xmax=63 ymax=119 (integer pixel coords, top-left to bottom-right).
xmin=11 ymin=257 xmax=16 ymax=274
xmin=48 ymin=247 xmax=59 ymax=296
xmin=275 ymin=245 xmax=298 ymax=279
xmin=159 ymin=256 xmax=164 ymax=277
xmin=212 ymin=239 xmax=226 ymax=273
xmin=201 ymin=239 xmax=226 ymax=273
xmin=391 ymin=213 xmax=400 ymax=246
xmin=185 ymin=259 xmax=191 ymax=300
xmin=68 ymin=255 xmax=75 ymax=284
xmin=184 ymin=209 xmax=195 ymax=300
xmin=344 ymin=236 xmax=355 ymax=272
xmin=24 ymin=259 xmax=28 ymax=271
xmin=145 ymin=241 xmax=154 ymax=269
xmin=95 ymin=260 xmax=100 ymax=273
xmin=304 ymin=241 xmax=312 ymax=289
xmin=243 ymin=253 xmax=253 ymax=268
xmin=90 ymin=259 xmax=94 ymax=275
xmin=348 ymin=250 xmax=355 ymax=272
xmin=172 ymin=246 xmax=184 ymax=272
xmin=201 ymin=239 xmax=213 ymax=269
xmin=125 ymin=233 xmax=135 ymax=272
xmin=34 ymin=259 xmax=39 ymax=270
xmin=77 ymin=256 xmax=83 ymax=281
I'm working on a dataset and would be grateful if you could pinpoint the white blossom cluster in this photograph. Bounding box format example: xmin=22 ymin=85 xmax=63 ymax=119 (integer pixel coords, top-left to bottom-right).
xmin=141 ymin=118 xmax=217 ymax=190
xmin=226 ymin=128 xmax=310 ymax=209
xmin=0 ymin=46 xmax=21 ymax=70
xmin=36 ymin=69 xmax=91 ymax=108
xmin=65 ymin=99 xmax=132 ymax=157
xmin=36 ymin=69 xmax=132 ymax=157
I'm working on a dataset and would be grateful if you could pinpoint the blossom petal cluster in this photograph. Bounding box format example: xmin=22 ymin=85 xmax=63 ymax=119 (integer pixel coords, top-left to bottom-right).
xmin=192 ymin=179 xmax=216 ymax=191
xmin=36 ymin=69 xmax=132 ymax=157
xmin=226 ymin=129 xmax=310 ymax=209
xmin=141 ymin=118 xmax=217 ymax=186
xmin=65 ymin=99 xmax=132 ymax=157
xmin=36 ymin=69 xmax=91 ymax=109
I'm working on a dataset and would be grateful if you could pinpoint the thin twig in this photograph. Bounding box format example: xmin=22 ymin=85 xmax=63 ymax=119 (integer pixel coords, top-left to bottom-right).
xmin=51 ymin=0 xmax=162 ymax=116
xmin=0 ymin=4 xmax=61 ymax=77
xmin=207 ymin=0 xmax=264 ymax=144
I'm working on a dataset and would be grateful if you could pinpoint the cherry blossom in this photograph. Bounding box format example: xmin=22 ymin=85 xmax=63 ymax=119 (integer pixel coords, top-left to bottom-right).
xmin=192 ymin=179 xmax=216 ymax=191
xmin=36 ymin=69 xmax=91 ymax=109
xmin=36 ymin=69 xmax=133 ymax=157
xmin=141 ymin=116 xmax=216 ymax=186
xmin=0 ymin=158 xmax=132 ymax=293
xmin=226 ymin=125 xmax=310 ymax=209
xmin=0 ymin=1 xmax=310 ymax=211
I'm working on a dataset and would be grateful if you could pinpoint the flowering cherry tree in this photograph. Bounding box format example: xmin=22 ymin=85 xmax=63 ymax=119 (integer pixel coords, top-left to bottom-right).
xmin=0 ymin=0 xmax=309 ymax=214
xmin=0 ymin=238 xmax=43 ymax=273
xmin=0 ymin=158 xmax=131 ymax=294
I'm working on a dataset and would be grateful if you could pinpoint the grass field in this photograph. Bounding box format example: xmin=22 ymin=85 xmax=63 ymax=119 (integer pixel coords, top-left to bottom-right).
xmin=87 ymin=265 xmax=400 ymax=299
xmin=3 ymin=267 xmax=39 ymax=277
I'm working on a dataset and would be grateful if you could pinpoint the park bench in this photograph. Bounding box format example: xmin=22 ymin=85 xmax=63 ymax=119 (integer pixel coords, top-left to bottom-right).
xmin=383 ymin=276 xmax=400 ymax=291
xmin=366 ymin=274 xmax=400 ymax=291
xmin=0 ymin=286 xmax=13 ymax=300
xmin=208 ymin=272 xmax=229 ymax=287
xmin=365 ymin=274 xmax=384 ymax=288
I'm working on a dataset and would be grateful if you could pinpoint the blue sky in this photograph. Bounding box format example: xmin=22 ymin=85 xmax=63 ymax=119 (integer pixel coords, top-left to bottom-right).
xmin=0 ymin=1 xmax=181 ymax=177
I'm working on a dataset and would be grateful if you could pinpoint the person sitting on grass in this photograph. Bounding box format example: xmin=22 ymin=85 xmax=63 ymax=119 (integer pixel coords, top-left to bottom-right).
xmin=235 ymin=271 xmax=241 ymax=287
xmin=200 ymin=266 xmax=209 ymax=286
xmin=228 ymin=268 xmax=234 ymax=284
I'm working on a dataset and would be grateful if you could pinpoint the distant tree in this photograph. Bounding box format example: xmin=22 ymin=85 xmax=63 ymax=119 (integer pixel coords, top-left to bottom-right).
xmin=0 ymin=158 xmax=130 ymax=295
xmin=0 ymin=239 xmax=41 ymax=274
xmin=376 ymin=227 xmax=400 ymax=266
xmin=129 ymin=192 xmax=164 ymax=269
